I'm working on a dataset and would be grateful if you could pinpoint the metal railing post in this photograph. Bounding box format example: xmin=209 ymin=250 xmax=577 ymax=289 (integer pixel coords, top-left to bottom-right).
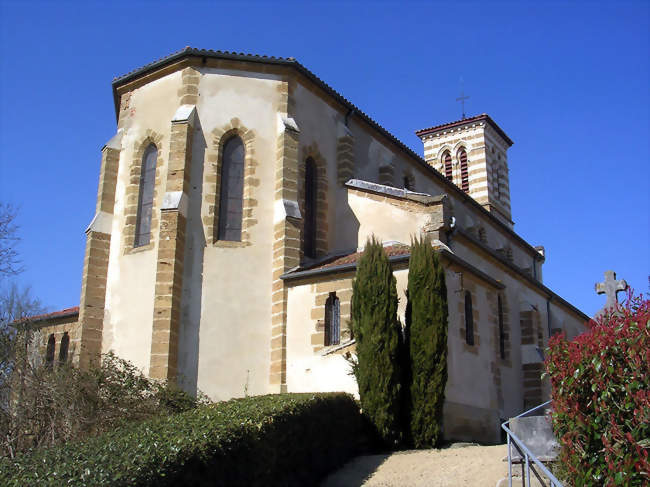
xmin=507 ymin=434 xmax=513 ymax=487
xmin=501 ymin=400 xmax=563 ymax=487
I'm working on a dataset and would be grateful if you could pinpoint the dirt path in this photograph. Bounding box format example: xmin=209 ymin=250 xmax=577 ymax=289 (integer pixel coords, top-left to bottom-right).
xmin=321 ymin=444 xmax=518 ymax=487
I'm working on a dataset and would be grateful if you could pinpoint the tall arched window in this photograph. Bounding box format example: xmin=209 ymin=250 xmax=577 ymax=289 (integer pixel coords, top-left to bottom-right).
xmin=325 ymin=292 xmax=340 ymax=346
xmin=458 ymin=148 xmax=469 ymax=193
xmin=45 ymin=334 xmax=55 ymax=367
xmin=464 ymin=291 xmax=474 ymax=345
xmin=498 ymin=295 xmax=505 ymax=359
xmin=134 ymin=144 xmax=158 ymax=247
xmin=218 ymin=136 xmax=245 ymax=241
xmin=443 ymin=151 xmax=452 ymax=181
xmin=304 ymin=157 xmax=318 ymax=259
xmin=59 ymin=332 xmax=70 ymax=364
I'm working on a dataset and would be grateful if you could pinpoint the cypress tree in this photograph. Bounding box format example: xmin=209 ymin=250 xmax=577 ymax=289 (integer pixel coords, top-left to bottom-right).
xmin=351 ymin=236 xmax=403 ymax=446
xmin=406 ymin=235 xmax=448 ymax=448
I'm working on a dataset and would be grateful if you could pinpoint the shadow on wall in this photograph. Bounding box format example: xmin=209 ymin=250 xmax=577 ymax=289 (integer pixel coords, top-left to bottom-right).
xmin=319 ymin=453 xmax=391 ymax=487
xmin=335 ymin=186 xmax=361 ymax=254
xmin=177 ymin=119 xmax=206 ymax=396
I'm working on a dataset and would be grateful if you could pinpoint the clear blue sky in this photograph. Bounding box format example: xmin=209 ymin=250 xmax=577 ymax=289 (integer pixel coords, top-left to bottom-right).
xmin=0 ymin=0 xmax=648 ymax=318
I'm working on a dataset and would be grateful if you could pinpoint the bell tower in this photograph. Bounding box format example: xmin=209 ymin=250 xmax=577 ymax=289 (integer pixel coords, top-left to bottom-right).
xmin=416 ymin=113 xmax=513 ymax=227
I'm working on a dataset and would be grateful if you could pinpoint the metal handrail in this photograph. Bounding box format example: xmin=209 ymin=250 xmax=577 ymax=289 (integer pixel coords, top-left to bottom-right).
xmin=501 ymin=400 xmax=563 ymax=487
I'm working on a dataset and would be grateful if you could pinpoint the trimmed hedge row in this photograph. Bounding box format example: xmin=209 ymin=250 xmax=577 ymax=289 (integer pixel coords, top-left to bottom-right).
xmin=0 ymin=392 xmax=369 ymax=486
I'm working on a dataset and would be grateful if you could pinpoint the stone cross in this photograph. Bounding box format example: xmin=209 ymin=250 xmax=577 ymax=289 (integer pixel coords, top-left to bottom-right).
xmin=595 ymin=270 xmax=627 ymax=312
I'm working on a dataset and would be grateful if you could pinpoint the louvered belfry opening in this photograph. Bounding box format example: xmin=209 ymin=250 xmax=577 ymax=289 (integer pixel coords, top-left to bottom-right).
xmin=304 ymin=157 xmax=317 ymax=259
xmin=458 ymin=148 xmax=469 ymax=193
xmin=443 ymin=151 xmax=453 ymax=181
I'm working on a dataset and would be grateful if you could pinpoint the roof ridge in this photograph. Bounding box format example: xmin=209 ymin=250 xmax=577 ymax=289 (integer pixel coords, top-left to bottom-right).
xmin=415 ymin=113 xmax=513 ymax=146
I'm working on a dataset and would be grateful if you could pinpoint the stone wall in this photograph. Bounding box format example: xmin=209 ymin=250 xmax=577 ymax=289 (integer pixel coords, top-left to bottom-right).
xmin=29 ymin=314 xmax=80 ymax=367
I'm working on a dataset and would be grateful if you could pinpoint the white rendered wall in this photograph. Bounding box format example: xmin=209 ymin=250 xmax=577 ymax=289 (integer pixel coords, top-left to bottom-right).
xmin=189 ymin=68 xmax=282 ymax=401
xmin=103 ymin=71 xmax=183 ymax=374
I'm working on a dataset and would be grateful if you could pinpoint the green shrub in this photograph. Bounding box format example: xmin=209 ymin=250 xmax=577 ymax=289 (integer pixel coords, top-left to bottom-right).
xmin=351 ymin=236 xmax=403 ymax=446
xmin=0 ymin=392 xmax=367 ymax=486
xmin=545 ymin=292 xmax=649 ymax=486
xmin=1 ymin=350 xmax=204 ymax=456
xmin=405 ymin=236 xmax=448 ymax=448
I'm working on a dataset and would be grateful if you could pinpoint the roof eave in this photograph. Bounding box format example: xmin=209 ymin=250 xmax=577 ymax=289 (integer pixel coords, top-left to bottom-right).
xmin=415 ymin=114 xmax=514 ymax=147
xmin=108 ymin=49 xmax=538 ymax=258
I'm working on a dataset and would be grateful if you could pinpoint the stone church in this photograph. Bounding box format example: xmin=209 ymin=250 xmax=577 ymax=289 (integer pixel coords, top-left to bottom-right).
xmin=30 ymin=47 xmax=587 ymax=443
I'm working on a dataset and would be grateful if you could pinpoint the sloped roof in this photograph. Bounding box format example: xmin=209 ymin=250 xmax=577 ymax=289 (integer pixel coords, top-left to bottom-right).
xmin=110 ymin=47 xmax=538 ymax=258
xmin=297 ymin=244 xmax=411 ymax=273
xmin=415 ymin=113 xmax=514 ymax=146
xmin=281 ymin=246 xmax=589 ymax=322
xmin=14 ymin=306 xmax=79 ymax=325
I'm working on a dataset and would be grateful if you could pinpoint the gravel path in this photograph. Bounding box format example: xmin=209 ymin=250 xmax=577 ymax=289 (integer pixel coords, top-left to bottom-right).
xmin=321 ymin=444 xmax=515 ymax=487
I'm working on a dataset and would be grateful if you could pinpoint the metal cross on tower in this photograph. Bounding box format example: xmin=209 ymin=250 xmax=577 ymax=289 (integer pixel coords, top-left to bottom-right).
xmin=456 ymin=78 xmax=470 ymax=119
xmin=595 ymin=270 xmax=628 ymax=314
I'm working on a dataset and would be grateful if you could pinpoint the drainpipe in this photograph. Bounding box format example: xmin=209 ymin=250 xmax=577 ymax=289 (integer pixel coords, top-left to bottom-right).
xmin=344 ymin=109 xmax=355 ymax=127
xmin=546 ymin=297 xmax=553 ymax=340
xmin=445 ymin=216 xmax=457 ymax=249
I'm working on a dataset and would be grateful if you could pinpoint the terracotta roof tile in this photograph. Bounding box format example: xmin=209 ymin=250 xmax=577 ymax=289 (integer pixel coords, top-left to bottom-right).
xmin=15 ymin=306 xmax=79 ymax=325
xmin=298 ymin=244 xmax=411 ymax=273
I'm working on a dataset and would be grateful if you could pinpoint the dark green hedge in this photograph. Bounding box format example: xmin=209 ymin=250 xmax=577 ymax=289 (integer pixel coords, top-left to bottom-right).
xmin=0 ymin=392 xmax=368 ymax=486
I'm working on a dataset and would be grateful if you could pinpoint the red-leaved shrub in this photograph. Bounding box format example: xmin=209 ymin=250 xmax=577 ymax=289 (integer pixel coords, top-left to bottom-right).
xmin=545 ymin=291 xmax=649 ymax=486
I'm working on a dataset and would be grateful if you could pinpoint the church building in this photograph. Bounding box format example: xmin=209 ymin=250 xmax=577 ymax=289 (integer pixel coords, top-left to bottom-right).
xmin=29 ymin=48 xmax=587 ymax=443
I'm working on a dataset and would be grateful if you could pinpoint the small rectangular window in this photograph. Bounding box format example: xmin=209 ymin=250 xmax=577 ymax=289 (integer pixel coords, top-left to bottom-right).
xmin=464 ymin=291 xmax=474 ymax=346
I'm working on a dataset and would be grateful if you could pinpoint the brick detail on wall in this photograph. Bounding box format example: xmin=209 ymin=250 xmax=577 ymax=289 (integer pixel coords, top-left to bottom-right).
xmin=77 ymin=146 xmax=120 ymax=368
xmin=298 ymin=143 xmax=328 ymax=260
xmin=378 ymin=163 xmax=395 ymax=187
xmin=31 ymin=316 xmax=80 ymax=367
xmin=486 ymin=289 xmax=511 ymax=413
xmin=117 ymin=91 xmax=132 ymax=130
xmin=149 ymin=119 xmax=193 ymax=382
xmin=486 ymin=290 xmax=512 ymax=367
xmin=336 ymin=135 xmax=354 ymax=186
xmin=179 ymin=67 xmax=199 ymax=105
xmin=202 ymin=119 xmax=259 ymax=246
xmin=269 ymin=78 xmax=299 ymax=391
xmin=309 ymin=278 xmax=353 ymax=353
xmin=520 ymin=309 xmax=535 ymax=345
xmin=77 ymin=231 xmax=111 ymax=368
xmin=150 ymin=211 xmax=186 ymax=381
xmin=123 ymin=131 xmax=165 ymax=254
